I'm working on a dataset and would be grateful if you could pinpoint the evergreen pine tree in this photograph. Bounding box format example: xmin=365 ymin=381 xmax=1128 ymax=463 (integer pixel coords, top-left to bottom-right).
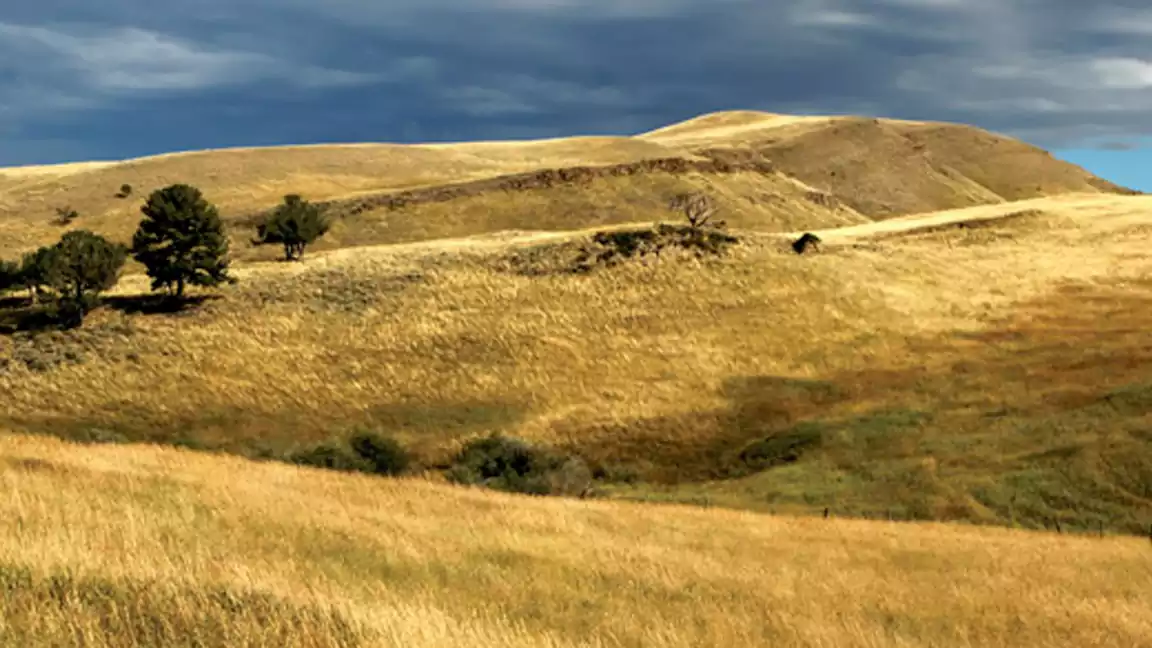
xmin=132 ymin=184 xmax=234 ymax=299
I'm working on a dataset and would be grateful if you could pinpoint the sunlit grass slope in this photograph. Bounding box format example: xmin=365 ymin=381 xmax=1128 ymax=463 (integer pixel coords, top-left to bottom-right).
xmin=2 ymin=194 xmax=1149 ymax=533
xmin=0 ymin=111 xmax=1133 ymax=261
xmin=1 ymin=432 xmax=1150 ymax=647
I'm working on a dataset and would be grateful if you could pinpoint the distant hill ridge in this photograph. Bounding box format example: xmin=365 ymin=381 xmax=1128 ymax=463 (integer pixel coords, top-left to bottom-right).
xmin=0 ymin=111 xmax=1137 ymax=259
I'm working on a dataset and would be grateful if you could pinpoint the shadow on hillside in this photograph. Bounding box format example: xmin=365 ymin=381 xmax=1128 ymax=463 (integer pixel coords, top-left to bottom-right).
xmin=562 ymin=279 xmax=1152 ymax=533
xmin=0 ymin=397 xmax=530 ymax=469
xmin=0 ymin=294 xmax=219 ymax=335
xmin=103 ymin=294 xmax=218 ymax=315
xmin=555 ymin=375 xmax=855 ymax=484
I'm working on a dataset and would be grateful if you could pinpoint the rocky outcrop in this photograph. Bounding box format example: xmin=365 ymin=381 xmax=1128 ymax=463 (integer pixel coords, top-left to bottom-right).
xmin=240 ymin=157 xmax=777 ymax=225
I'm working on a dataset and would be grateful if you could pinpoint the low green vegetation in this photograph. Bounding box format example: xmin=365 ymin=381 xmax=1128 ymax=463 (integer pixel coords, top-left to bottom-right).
xmin=446 ymin=435 xmax=593 ymax=497
xmin=289 ymin=430 xmax=411 ymax=477
xmin=288 ymin=431 xmax=593 ymax=498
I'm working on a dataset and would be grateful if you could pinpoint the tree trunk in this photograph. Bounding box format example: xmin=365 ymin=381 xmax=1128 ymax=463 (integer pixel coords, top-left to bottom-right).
xmin=177 ymin=276 xmax=186 ymax=300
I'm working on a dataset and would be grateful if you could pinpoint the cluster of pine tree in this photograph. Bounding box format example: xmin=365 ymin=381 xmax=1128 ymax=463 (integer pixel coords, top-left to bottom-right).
xmin=1 ymin=185 xmax=335 ymax=327
xmin=1 ymin=184 xmax=238 ymax=326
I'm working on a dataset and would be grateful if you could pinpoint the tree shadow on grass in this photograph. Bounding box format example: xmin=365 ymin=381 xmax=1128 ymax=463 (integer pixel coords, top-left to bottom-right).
xmin=0 ymin=303 xmax=70 ymax=334
xmin=0 ymin=294 xmax=219 ymax=335
xmin=554 ymin=376 xmax=855 ymax=484
xmin=102 ymin=294 xmax=218 ymax=315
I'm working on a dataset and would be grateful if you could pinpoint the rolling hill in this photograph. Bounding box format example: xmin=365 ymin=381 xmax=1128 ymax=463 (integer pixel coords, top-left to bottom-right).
xmin=1 ymin=110 xmax=1151 ymax=645
xmin=0 ymin=111 xmax=1136 ymax=262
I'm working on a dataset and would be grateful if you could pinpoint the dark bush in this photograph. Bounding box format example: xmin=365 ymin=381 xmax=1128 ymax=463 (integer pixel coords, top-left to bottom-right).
xmin=348 ymin=431 xmax=410 ymax=476
xmin=288 ymin=431 xmax=411 ymax=477
xmin=0 ymin=259 xmax=18 ymax=295
xmin=117 ymin=184 xmax=133 ymax=198
xmin=447 ymin=435 xmax=591 ymax=496
xmin=792 ymin=232 xmax=822 ymax=255
xmin=288 ymin=442 xmax=370 ymax=472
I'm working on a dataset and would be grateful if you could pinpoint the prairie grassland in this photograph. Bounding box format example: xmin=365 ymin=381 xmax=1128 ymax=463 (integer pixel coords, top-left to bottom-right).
xmin=252 ymin=170 xmax=868 ymax=264
xmin=1 ymin=194 xmax=1149 ymax=531
xmin=0 ymin=110 xmax=1131 ymax=262
xmin=1 ymin=431 xmax=1150 ymax=647
xmin=0 ymin=136 xmax=679 ymax=257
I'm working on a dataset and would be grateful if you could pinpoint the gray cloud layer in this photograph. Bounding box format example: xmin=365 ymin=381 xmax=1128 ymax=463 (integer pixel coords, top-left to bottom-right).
xmin=2 ymin=0 xmax=1151 ymax=164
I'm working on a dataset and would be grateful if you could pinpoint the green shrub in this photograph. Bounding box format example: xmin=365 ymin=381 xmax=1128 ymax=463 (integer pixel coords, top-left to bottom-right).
xmin=573 ymin=224 xmax=740 ymax=273
xmin=348 ymin=431 xmax=410 ymax=476
xmin=288 ymin=431 xmax=411 ymax=477
xmin=447 ymin=435 xmax=591 ymax=496
xmin=289 ymin=442 xmax=370 ymax=472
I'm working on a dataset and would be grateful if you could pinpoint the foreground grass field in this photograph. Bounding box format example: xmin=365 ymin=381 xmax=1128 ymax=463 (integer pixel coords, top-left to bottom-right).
xmin=1 ymin=432 xmax=1150 ymax=647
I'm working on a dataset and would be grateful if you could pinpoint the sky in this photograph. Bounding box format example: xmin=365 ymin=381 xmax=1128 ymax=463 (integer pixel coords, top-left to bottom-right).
xmin=1 ymin=1 xmax=1150 ymax=191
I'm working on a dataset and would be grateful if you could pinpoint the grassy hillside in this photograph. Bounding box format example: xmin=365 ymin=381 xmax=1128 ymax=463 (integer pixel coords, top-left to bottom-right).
xmin=241 ymin=168 xmax=868 ymax=263
xmin=1 ymin=110 xmax=1151 ymax=646
xmin=0 ymin=137 xmax=680 ymax=257
xmin=1 ymin=431 xmax=1149 ymax=647
xmin=644 ymin=113 xmax=1134 ymax=217
xmin=0 ymin=111 xmax=1133 ymax=261
xmin=2 ymin=193 xmax=1149 ymax=534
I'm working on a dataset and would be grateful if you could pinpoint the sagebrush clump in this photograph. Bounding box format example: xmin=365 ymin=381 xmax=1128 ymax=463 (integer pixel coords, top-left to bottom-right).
xmin=447 ymin=435 xmax=592 ymax=496
xmin=289 ymin=431 xmax=410 ymax=477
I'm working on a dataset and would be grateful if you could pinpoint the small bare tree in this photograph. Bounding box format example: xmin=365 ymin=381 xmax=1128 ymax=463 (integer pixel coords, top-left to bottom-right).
xmin=669 ymin=193 xmax=717 ymax=230
xmin=53 ymin=206 xmax=79 ymax=227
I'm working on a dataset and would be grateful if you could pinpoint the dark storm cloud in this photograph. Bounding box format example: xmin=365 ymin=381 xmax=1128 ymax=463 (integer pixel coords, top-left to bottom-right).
xmin=2 ymin=0 xmax=1152 ymax=164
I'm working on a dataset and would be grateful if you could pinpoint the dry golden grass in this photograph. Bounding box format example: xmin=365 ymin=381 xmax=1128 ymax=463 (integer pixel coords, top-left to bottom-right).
xmin=0 ymin=110 xmax=1131 ymax=262
xmin=1 ymin=192 xmax=1149 ymax=525
xmin=2 ymin=111 xmax=1150 ymax=646
xmin=0 ymin=136 xmax=677 ymax=257
xmin=264 ymin=170 xmax=869 ymax=264
xmin=1 ymin=431 xmax=1150 ymax=647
